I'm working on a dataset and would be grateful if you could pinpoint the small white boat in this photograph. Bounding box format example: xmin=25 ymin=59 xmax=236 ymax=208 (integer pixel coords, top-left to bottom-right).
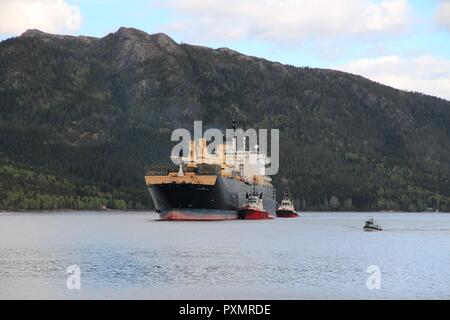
xmin=363 ymin=218 xmax=382 ymax=231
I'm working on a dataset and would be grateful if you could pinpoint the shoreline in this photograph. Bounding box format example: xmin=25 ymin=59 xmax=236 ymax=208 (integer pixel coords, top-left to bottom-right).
xmin=0 ymin=209 xmax=156 ymax=214
xmin=0 ymin=209 xmax=446 ymax=214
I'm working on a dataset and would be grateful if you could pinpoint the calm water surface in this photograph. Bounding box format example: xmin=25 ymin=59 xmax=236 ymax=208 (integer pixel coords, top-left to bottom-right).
xmin=0 ymin=211 xmax=449 ymax=299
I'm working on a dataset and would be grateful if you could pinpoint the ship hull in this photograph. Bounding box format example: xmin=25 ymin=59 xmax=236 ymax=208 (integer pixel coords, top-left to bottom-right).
xmin=276 ymin=209 xmax=299 ymax=218
xmin=148 ymin=176 xmax=276 ymax=221
xmin=159 ymin=209 xmax=237 ymax=221
xmin=363 ymin=226 xmax=383 ymax=232
xmin=238 ymin=208 xmax=273 ymax=220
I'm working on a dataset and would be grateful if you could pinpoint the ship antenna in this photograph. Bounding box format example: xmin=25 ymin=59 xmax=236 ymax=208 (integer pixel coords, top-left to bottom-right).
xmin=232 ymin=118 xmax=237 ymax=161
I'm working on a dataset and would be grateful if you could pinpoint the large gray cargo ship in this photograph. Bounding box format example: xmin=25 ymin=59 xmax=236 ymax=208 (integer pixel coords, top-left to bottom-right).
xmin=145 ymin=138 xmax=276 ymax=220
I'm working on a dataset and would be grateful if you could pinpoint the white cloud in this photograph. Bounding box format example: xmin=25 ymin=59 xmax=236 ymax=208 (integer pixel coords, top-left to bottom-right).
xmin=0 ymin=0 xmax=81 ymax=35
xmin=161 ymin=0 xmax=411 ymax=44
xmin=436 ymin=0 xmax=450 ymax=29
xmin=337 ymin=55 xmax=450 ymax=100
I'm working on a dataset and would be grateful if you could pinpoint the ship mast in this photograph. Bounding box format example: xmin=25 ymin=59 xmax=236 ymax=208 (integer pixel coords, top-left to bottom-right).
xmin=177 ymin=157 xmax=184 ymax=177
xmin=232 ymin=118 xmax=237 ymax=166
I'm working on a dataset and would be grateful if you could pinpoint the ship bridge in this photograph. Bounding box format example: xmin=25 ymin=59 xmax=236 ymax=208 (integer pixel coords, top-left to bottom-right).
xmin=170 ymin=138 xmax=272 ymax=187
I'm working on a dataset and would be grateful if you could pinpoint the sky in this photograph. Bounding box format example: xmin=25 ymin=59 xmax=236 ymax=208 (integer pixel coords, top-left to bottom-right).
xmin=0 ymin=0 xmax=450 ymax=100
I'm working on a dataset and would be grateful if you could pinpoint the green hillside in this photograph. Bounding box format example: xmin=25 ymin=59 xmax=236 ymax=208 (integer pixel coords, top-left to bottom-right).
xmin=1 ymin=28 xmax=450 ymax=211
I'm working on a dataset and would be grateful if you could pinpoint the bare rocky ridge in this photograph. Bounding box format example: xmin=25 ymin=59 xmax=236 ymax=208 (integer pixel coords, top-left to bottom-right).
xmin=21 ymin=29 xmax=99 ymax=44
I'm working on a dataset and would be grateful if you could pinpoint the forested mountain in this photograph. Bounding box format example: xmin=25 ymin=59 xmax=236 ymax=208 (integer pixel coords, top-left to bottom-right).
xmin=1 ymin=27 xmax=450 ymax=211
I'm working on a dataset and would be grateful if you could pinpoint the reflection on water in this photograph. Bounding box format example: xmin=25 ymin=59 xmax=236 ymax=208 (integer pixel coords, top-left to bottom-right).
xmin=0 ymin=211 xmax=449 ymax=299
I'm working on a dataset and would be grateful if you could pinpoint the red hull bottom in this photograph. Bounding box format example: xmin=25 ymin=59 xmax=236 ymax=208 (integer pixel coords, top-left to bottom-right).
xmin=276 ymin=209 xmax=299 ymax=218
xmin=160 ymin=210 xmax=238 ymax=221
xmin=276 ymin=212 xmax=299 ymax=218
xmin=238 ymin=209 xmax=274 ymax=220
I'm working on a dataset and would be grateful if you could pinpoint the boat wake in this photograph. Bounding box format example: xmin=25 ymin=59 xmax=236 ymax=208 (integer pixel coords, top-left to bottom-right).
xmin=385 ymin=228 xmax=450 ymax=232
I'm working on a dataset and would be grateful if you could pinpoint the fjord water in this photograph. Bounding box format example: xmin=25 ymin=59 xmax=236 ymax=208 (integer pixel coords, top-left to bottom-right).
xmin=0 ymin=212 xmax=449 ymax=299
